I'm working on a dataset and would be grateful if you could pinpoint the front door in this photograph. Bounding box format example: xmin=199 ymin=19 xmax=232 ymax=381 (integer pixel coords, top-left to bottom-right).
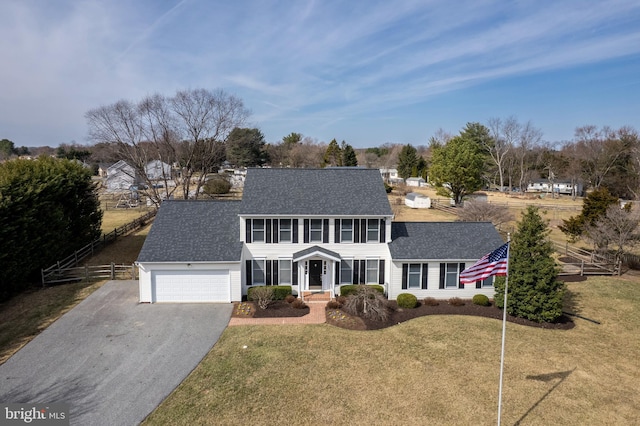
xmin=309 ymin=260 xmax=322 ymax=288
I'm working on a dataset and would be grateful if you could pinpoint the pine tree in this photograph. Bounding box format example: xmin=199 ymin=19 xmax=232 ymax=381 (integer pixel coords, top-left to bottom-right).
xmin=495 ymin=206 xmax=565 ymax=323
xmin=322 ymin=139 xmax=342 ymax=167
xmin=341 ymin=142 xmax=358 ymax=166
xmin=397 ymin=144 xmax=418 ymax=179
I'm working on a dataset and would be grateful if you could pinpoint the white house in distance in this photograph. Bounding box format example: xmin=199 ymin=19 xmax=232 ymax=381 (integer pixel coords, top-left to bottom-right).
xmin=136 ymin=168 xmax=504 ymax=303
xmin=526 ymin=180 xmax=583 ymax=196
xmin=145 ymin=160 xmax=172 ymax=181
xmin=105 ymin=160 xmax=139 ymax=191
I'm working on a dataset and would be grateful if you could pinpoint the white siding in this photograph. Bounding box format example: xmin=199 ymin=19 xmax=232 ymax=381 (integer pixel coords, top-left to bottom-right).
xmin=388 ymin=261 xmax=496 ymax=300
xmin=138 ymin=262 xmax=242 ymax=303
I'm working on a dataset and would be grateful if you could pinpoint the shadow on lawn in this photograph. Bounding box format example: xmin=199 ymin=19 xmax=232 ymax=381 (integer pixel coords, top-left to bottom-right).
xmin=515 ymin=368 xmax=577 ymax=425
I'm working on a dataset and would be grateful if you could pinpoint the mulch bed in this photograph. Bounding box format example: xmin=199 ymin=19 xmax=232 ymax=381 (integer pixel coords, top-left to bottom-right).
xmin=233 ymin=299 xmax=575 ymax=330
xmin=326 ymin=301 xmax=575 ymax=331
xmin=233 ymin=300 xmax=310 ymax=318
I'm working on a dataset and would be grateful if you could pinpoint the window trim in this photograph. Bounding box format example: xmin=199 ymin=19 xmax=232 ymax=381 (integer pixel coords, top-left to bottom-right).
xmin=278 ymin=259 xmax=292 ymax=285
xmin=252 ymin=259 xmax=266 ymax=285
xmin=279 ymin=219 xmax=292 ymax=243
xmin=366 ymin=219 xmax=379 ymax=242
xmin=340 ymin=219 xmax=353 ymax=243
xmin=309 ymin=218 xmax=323 ymax=243
xmin=252 ymin=219 xmax=265 ymax=243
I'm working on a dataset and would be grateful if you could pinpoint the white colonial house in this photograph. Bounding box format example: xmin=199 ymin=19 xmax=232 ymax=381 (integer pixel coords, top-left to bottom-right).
xmin=526 ymin=180 xmax=583 ymax=196
xmin=105 ymin=160 xmax=139 ymax=191
xmin=137 ymin=168 xmax=504 ymax=303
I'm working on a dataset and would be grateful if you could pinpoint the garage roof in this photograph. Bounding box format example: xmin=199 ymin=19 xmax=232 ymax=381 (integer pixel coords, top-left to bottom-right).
xmin=389 ymin=221 xmax=504 ymax=260
xmin=137 ymin=200 xmax=243 ymax=263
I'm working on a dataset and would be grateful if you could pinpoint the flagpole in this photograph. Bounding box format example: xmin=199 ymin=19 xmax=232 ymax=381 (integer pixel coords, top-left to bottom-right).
xmin=497 ymin=240 xmax=511 ymax=426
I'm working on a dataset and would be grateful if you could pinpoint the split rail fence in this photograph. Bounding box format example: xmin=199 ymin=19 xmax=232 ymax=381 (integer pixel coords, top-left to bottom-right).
xmin=41 ymin=210 xmax=156 ymax=285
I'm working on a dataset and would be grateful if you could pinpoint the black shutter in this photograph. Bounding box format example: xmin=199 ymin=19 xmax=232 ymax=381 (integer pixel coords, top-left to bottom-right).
xmin=335 ymin=261 xmax=340 ymax=284
xmin=353 ymin=260 xmax=359 ymax=284
xmin=334 ymin=219 xmax=341 ymax=243
xmin=439 ymin=263 xmax=445 ymax=289
xmin=246 ymin=260 xmax=252 ymax=285
xmin=246 ymin=219 xmax=252 ymax=243
xmin=354 ymin=219 xmax=360 ymax=243
xmin=402 ymin=264 xmax=408 ymax=290
xmin=292 ymin=261 xmax=298 ymax=285
xmin=476 ymin=280 xmax=481 ymax=289
xmin=378 ymin=260 xmax=385 ymax=285
xmin=266 ymin=219 xmax=272 ymax=243
xmin=360 ymin=260 xmax=366 ymax=284
xmin=273 ymin=220 xmax=279 ymax=243
xmin=304 ymin=219 xmax=310 ymax=243
xmin=361 ymin=219 xmax=367 ymax=243
xmin=458 ymin=263 xmax=465 ymax=289
xmin=422 ymin=264 xmax=428 ymax=289
xmin=380 ymin=219 xmax=386 ymax=243
xmin=323 ymin=219 xmax=329 ymax=243
xmin=266 ymin=260 xmax=272 ymax=285
xmin=273 ymin=260 xmax=278 ymax=285
xmin=292 ymin=219 xmax=298 ymax=243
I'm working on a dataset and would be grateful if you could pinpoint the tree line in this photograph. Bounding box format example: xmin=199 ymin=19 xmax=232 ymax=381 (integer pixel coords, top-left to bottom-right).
xmin=0 ymin=157 xmax=102 ymax=301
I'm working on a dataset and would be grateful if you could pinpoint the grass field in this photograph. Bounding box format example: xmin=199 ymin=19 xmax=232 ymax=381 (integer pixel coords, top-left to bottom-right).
xmin=143 ymin=275 xmax=640 ymax=426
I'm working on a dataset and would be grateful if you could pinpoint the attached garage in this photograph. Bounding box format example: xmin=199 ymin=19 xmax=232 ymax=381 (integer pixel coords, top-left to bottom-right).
xmin=152 ymin=270 xmax=230 ymax=303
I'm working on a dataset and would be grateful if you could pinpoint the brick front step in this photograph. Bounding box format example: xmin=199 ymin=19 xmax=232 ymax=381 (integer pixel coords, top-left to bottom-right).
xmin=301 ymin=291 xmax=331 ymax=302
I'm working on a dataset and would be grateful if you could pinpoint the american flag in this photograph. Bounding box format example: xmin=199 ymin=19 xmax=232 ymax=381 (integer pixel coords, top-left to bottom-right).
xmin=459 ymin=242 xmax=509 ymax=284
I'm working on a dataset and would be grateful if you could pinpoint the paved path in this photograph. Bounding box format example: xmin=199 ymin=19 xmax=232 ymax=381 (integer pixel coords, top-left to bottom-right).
xmin=0 ymin=280 xmax=232 ymax=426
xmin=228 ymin=301 xmax=327 ymax=326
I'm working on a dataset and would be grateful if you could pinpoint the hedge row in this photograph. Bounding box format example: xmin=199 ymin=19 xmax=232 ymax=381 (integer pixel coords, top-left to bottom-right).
xmin=247 ymin=285 xmax=292 ymax=301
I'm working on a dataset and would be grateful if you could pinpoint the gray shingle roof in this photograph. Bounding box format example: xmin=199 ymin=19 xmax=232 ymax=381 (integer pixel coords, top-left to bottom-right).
xmin=137 ymin=200 xmax=243 ymax=263
xmin=389 ymin=222 xmax=504 ymax=260
xmin=240 ymin=168 xmax=393 ymax=216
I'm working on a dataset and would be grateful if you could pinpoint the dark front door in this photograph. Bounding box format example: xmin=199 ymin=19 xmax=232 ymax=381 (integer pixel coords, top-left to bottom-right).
xmin=309 ymin=260 xmax=322 ymax=288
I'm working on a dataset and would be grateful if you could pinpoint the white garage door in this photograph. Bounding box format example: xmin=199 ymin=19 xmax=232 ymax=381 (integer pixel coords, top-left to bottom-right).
xmin=152 ymin=270 xmax=230 ymax=303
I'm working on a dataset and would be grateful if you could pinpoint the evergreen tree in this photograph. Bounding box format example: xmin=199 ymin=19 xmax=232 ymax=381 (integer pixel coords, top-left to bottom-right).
xmin=341 ymin=142 xmax=358 ymax=166
xmin=429 ymin=135 xmax=484 ymax=204
xmin=322 ymin=139 xmax=342 ymax=167
xmin=495 ymin=206 xmax=565 ymax=323
xmin=559 ymin=187 xmax=618 ymax=241
xmin=226 ymin=127 xmax=267 ymax=167
xmin=397 ymin=144 xmax=418 ymax=179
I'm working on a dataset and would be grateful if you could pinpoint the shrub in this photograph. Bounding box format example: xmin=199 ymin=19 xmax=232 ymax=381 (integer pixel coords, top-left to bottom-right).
xmin=342 ymin=286 xmax=389 ymax=322
xmin=292 ymin=299 xmax=307 ymax=309
xmin=472 ymin=294 xmax=490 ymax=306
xmin=248 ymin=286 xmax=274 ymax=309
xmin=285 ymin=294 xmax=296 ymax=303
xmin=340 ymin=284 xmax=384 ymax=297
xmin=336 ymin=296 xmax=347 ymax=305
xmin=397 ymin=293 xmax=418 ymax=309
xmin=326 ymin=300 xmax=341 ymax=309
xmin=448 ymin=297 xmax=465 ymax=306
xmin=271 ymin=285 xmax=292 ymax=300
xmin=423 ymin=297 xmax=439 ymax=306
xmin=384 ymin=182 xmax=393 ymax=193
xmin=203 ymin=175 xmax=232 ymax=195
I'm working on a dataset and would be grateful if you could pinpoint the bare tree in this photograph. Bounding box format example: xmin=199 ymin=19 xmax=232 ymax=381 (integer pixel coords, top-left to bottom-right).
xmin=516 ymin=121 xmax=543 ymax=191
xmin=585 ymin=204 xmax=640 ymax=262
xmin=458 ymin=200 xmax=514 ymax=229
xmin=574 ymin=125 xmax=625 ymax=191
xmin=486 ymin=117 xmax=516 ymax=191
xmin=86 ymin=88 xmax=249 ymax=202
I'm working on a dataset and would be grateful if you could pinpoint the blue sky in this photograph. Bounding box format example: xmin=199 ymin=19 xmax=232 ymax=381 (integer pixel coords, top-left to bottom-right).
xmin=1 ymin=0 xmax=639 ymax=148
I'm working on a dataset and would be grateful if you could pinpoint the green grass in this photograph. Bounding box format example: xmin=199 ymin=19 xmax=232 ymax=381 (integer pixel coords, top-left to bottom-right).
xmin=144 ymin=276 xmax=640 ymax=426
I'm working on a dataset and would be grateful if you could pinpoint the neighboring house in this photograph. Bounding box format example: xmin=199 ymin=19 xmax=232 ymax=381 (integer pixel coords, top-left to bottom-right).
xmin=406 ymin=177 xmax=426 ymax=187
xmin=526 ymin=180 xmax=583 ymax=196
xmin=137 ymin=168 xmax=504 ymax=303
xmin=145 ymin=160 xmax=172 ymax=181
xmin=379 ymin=168 xmax=399 ymax=182
xmin=105 ymin=160 xmax=139 ymax=191
xmin=405 ymin=192 xmax=431 ymax=209
xmin=98 ymin=163 xmax=112 ymax=178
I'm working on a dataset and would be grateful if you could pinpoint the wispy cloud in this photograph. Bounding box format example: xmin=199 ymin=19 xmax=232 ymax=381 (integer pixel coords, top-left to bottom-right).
xmin=0 ymin=0 xmax=639 ymax=146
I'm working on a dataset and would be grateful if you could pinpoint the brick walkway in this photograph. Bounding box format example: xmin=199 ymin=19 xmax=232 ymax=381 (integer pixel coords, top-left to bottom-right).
xmin=228 ymin=302 xmax=327 ymax=326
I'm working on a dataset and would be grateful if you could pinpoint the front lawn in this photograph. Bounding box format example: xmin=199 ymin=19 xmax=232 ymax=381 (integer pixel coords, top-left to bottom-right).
xmin=143 ymin=276 xmax=640 ymax=425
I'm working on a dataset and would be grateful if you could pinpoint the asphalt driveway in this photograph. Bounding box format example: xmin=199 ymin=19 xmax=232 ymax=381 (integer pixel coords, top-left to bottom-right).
xmin=0 ymin=280 xmax=233 ymax=425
